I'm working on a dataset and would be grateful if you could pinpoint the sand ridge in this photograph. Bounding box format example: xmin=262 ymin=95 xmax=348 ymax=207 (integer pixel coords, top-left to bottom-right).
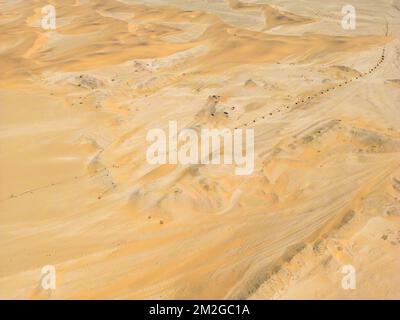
xmin=0 ymin=0 xmax=399 ymax=299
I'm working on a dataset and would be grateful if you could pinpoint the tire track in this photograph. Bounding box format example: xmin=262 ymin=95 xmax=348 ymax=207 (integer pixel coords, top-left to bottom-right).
xmin=231 ymin=18 xmax=390 ymax=129
xmin=2 ymin=21 xmax=391 ymax=204
xmin=234 ymin=46 xmax=387 ymax=129
xmin=2 ymin=43 xmax=387 ymax=203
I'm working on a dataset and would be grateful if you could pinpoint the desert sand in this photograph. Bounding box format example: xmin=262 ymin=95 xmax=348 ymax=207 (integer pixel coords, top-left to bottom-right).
xmin=0 ymin=0 xmax=399 ymax=299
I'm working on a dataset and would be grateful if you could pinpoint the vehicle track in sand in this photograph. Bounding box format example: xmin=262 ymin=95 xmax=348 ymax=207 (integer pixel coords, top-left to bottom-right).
xmin=0 ymin=18 xmax=392 ymax=207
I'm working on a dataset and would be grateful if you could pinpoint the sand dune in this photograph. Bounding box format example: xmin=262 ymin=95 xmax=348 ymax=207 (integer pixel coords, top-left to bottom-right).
xmin=0 ymin=0 xmax=399 ymax=299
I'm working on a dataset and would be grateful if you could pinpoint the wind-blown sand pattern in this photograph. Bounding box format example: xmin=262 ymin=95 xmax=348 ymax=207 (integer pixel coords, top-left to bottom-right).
xmin=0 ymin=0 xmax=399 ymax=299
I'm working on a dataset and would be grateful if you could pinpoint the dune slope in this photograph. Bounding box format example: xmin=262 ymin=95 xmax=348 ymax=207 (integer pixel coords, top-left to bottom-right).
xmin=0 ymin=0 xmax=399 ymax=299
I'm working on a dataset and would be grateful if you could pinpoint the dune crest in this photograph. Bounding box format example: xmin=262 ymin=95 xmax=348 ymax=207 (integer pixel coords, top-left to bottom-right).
xmin=0 ymin=0 xmax=399 ymax=299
